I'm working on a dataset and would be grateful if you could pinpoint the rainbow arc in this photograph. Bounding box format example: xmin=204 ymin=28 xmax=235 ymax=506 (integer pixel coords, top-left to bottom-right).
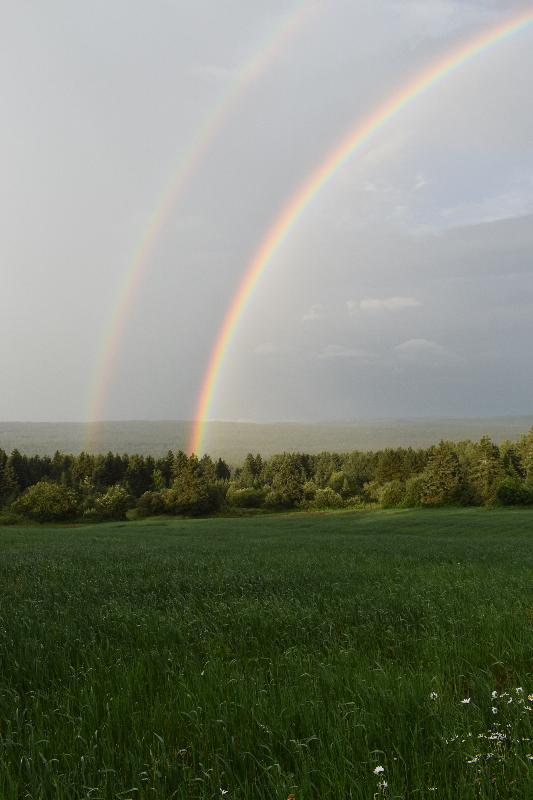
xmin=189 ymin=9 xmax=533 ymax=455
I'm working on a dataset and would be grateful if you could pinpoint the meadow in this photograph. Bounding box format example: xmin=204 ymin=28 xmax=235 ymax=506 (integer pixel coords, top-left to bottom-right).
xmin=1 ymin=508 xmax=533 ymax=799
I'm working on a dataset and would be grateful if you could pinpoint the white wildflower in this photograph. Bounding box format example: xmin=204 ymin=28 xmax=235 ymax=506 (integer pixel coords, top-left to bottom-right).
xmin=430 ymin=691 xmax=438 ymax=701
xmin=527 ymin=694 xmax=533 ymax=702
xmin=515 ymin=687 xmax=523 ymax=694
xmin=373 ymin=765 xmax=385 ymax=775
xmin=527 ymin=754 xmax=533 ymax=761
xmin=492 ymin=707 xmax=498 ymax=714
xmin=467 ymin=755 xmax=480 ymax=764
xmin=491 ymin=691 xmax=498 ymax=699
xmin=461 ymin=698 xmax=471 ymax=704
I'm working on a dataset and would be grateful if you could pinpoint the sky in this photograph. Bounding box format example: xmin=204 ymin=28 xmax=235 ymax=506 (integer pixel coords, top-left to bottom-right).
xmin=1 ymin=0 xmax=532 ymax=426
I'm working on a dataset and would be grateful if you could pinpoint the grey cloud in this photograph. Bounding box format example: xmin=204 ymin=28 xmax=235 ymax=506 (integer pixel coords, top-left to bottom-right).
xmin=1 ymin=1 xmax=532 ymax=425
xmin=394 ymin=338 xmax=461 ymax=366
xmin=302 ymin=304 xmax=325 ymax=321
xmin=315 ymin=345 xmax=375 ymax=361
xmin=350 ymin=297 xmax=421 ymax=312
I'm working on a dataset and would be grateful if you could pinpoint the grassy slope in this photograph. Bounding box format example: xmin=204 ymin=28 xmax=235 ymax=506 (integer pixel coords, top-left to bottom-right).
xmin=1 ymin=509 xmax=533 ymax=798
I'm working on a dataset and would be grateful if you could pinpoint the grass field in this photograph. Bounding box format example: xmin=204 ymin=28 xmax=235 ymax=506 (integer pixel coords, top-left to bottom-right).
xmin=1 ymin=509 xmax=533 ymax=798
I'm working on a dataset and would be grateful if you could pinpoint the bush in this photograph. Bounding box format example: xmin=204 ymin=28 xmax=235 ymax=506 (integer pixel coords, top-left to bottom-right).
xmin=226 ymin=486 xmax=264 ymax=508
xmin=302 ymin=481 xmax=317 ymax=502
xmin=0 ymin=511 xmax=24 ymax=526
xmin=362 ymin=481 xmax=381 ymax=503
xmin=312 ymin=487 xmax=344 ymax=510
xmin=137 ymin=490 xmax=166 ymax=518
xmin=402 ymin=474 xmax=426 ymax=507
xmin=12 ymin=481 xmax=79 ymax=522
xmin=379 ymin=480 xmax=405 ymax=508
xmin=163 ymin=475 xmax=222 ymax=516
xmin=495 ymin=477 xmax=533 ymax=507
xmin=92 ymin=485 xmax=133 ymax=521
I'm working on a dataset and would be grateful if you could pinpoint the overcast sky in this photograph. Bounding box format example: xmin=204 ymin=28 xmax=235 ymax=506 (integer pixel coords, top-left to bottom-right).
xmin=1 ymin=0 xmax=532 ymax=426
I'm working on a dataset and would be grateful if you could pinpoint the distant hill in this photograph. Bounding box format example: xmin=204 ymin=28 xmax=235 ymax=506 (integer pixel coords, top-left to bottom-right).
xmin=1 ymin=417 xmax=532 ymax=462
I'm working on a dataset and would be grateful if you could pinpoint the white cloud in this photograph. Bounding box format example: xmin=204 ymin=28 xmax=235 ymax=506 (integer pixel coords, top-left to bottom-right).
xmin=394 ymin=338 xmax=460 ymax=366
xmin=350 ymin=296 xmax=421 ymax=312
xmin=439 ymin=175 xmax=533 ymax=229
xmin=302 ymin=303 xmax=324 ymax=322
xmin=414 ymin=173 xmax=428 ymax=191
xmin=190 ymin=63 xmax=240 ymax=83
xmin=315 ymin=344 xmax=374 ymax=361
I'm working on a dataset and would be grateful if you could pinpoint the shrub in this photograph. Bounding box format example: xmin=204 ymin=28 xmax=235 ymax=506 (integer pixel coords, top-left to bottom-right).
xmin=137 ymin=490 xmax=166 ymax=518
xmin=362 ymin=481 xmax=381 ymax=503
xmin=402 ymin=474 xmax=425 ymax=507
xmin=495 ymin=477 xmax=533 ymax=507
xmin=226 ymin=486 xmax=264 ymax=508
xmin=0 ymin=511 xmax=24 ymax=526
xmin=312 ymin=487 xmax=344 ymax=509
xmin=163 ymin=475 xmax=221 ymax=516
xmin=379 ymin=480 xmax=405 ymax=508
xmin=302 ymin=480 xmax=317 ymax=502
xmin=12 ymin=481 xmax=79 ymax=522
xmin=328 ymin=471 xmax=346 ymax=495
xmin=92 ymin=485 xmax=133 ymax=521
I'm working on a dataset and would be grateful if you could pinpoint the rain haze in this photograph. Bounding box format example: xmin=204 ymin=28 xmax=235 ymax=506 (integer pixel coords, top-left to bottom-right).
xmin=2 ymin=0 xmax=532 ymax=437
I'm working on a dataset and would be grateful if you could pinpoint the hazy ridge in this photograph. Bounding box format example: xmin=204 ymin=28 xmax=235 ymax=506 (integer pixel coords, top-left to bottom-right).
xmin=1 ymin=417 xmax=532 ymax=462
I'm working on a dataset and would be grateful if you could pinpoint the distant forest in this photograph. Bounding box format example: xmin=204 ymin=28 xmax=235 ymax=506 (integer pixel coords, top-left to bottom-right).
xmin=1 ymin=429 xmax=533 ymax=523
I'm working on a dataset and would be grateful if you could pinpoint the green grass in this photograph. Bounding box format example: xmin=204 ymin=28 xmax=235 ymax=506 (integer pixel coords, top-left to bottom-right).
xmin=1 ymin=509 xmax=533 ymax=799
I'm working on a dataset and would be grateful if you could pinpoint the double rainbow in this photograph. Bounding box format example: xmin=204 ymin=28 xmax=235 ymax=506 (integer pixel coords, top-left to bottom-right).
xmin=189 ymin=9 xmax=533 ymax=455
xmin=85 ymin=2 xmax=316 ymax=449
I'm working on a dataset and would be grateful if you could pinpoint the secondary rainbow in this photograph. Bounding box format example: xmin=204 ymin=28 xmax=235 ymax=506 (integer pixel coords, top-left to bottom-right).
xmin=85 ymin=2 xmax=317 ymax=449
xmin=189 ymin=8 xmax=533 ymax=455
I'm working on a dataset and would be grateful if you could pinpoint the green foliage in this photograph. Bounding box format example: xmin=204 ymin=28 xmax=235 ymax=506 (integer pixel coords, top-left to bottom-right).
xmin=379 ymin=479 xmax=405 ymax=508
xmin=421 ymin=441 xmax=463 ymax=506
xmin=267 ymin=455 xmax=305 ymax=508
xmin=0 ymin=462 xmax=20 ymax=506
xmin=226 ymin=485 xmax=263 ymax=508
xmin=90 ymin=484 xmax=132 ymax=521
xmin=312 ymin=486 xmax=344 ymax=509
xmin=136 ymin=490 xmax=167 ymax=518
xmin=214 ymin=457 xmax=231 ymax=481
xmin=402 ymin=473 xmax=425 ymax=507
xmin=12 ymin=480 xmax=78 ymax=522
xmin=3 ymin=429 xmax=533 ymax=521
xmin=362 ymin=480 xmax=381 ymax=503
xmin=164 ymin=473 xmax=220 ymax=516
xmin=495 ymin=477 xmax=533 ymax=507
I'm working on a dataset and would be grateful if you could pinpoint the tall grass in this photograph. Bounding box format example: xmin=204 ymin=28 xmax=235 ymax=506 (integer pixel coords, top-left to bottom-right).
xmin=1 ymin=509 xmax=533 ymax=798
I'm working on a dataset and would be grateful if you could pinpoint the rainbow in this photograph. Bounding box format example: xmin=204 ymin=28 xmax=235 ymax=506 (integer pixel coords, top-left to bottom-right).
xmin=189 ymin=8 xmax=533 ymax=455
xmin=85 ymin=2 xmax=317 ymax=449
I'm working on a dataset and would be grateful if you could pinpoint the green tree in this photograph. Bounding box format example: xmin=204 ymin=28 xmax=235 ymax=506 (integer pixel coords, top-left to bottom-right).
xmin=91 ymin=485 xmax=132 ymax=520
xmin=215 ymin=458 xmax=231 ymax=481
xmin=468 ymin=436 xmax=504 ymax=505
xmin=380 ymin=480 xmax=405 ymax=508
xmin=12 ymin=481 xmax=78 ymax=522
xmin=494 ymin=477 xmax=532 ymax=506
xmin=421 ymin=442 xmax=463 ymax=506
xmin=312 ymin=487 xmax=344 ymax=509
xmin=265 ymin=456 xmax=305 ymax=509
xmin=0 ymin=463 xmax=20 ymax=506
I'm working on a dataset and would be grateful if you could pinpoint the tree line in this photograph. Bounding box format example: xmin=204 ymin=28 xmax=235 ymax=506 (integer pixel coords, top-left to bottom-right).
xmin=0 ymin=428 xmax=532 ymax=522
